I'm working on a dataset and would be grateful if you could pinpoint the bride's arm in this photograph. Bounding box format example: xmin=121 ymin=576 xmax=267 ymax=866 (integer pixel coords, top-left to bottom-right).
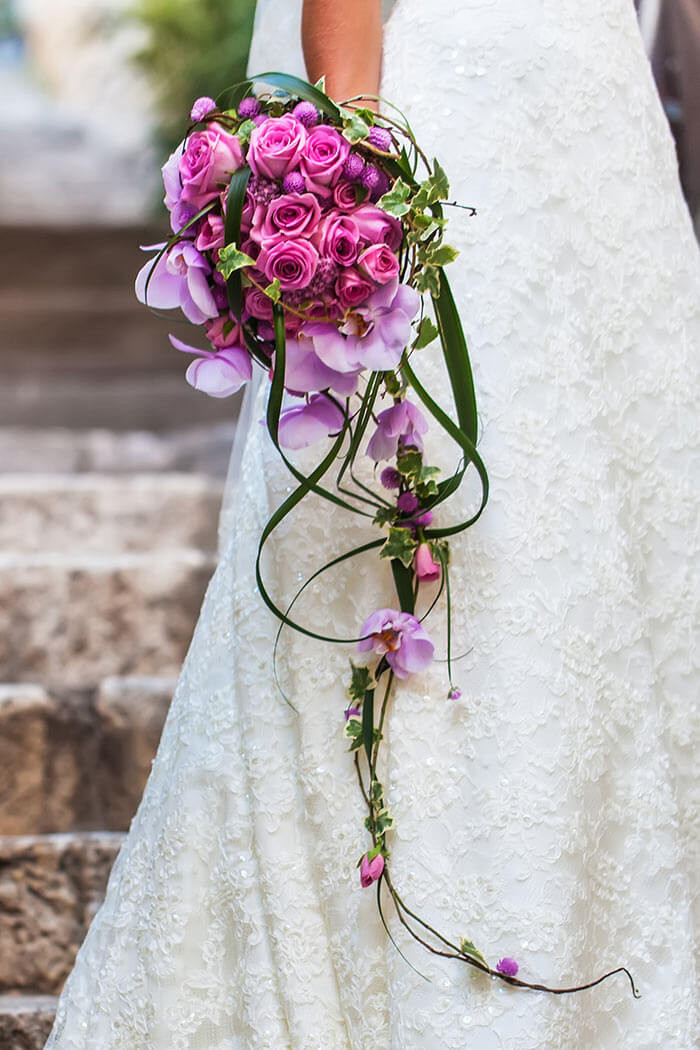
xmin=301 ymin=0 xmax=382 ymax=107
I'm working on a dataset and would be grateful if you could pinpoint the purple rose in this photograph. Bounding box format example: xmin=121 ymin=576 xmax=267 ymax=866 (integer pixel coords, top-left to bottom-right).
xmin=313 ymin=212 xmax=360 ymax=267
xmin=351 ymin=204 xmax=403 ymax=252
xmin=336 ymin=267 xmax=374 ymax=311
xmin=357 ymin=609 xmax=434 ymax=679
xmin=257 ymin=237 xmax=319 ymax=290
xmin=178 ymin=123 xmax=244 ymax=209
xmin=333 ymin=179 xmax=362 ymax=211
xmin=135 ymin=242 xmax=218 ymax=325
xmin=247 ymin=114 xmax=307 ymax=180
xmin=366 ymin=397 xmax=429 ymax=461
xmin=194 ymin=213 xmax=225 ymax=253
xmin=250 ymin=192 xmax=322 ymax=246
xmin=168 ymin=333 xmax=252 ymax=398
xmin=357 ymin=243 xmax=399 ymax=284
xmin=278 ymin=393 xmax=346 ymax=449
xmin=299 ymin=125 xmax=350 ymax=198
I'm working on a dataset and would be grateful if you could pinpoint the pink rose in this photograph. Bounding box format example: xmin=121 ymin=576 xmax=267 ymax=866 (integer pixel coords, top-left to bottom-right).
xmin=414 ymin=542 xmax=441 ymax=583
xmin=360 ymin=852 xmax=385 ymax=887
xmin=351 ymin=204 xmax=403 ymax=252
xmin=250 ymin=192 xmax=322 ymax=246
xmin=247 ymin=115 xmax=307 ymax=180
xmin=333 ymin=179 xmax=362 ymax=211
xmin=313 ymin=212 xmax=360 ymax=267
xmin=178 ymin=123 xmax=244 ymax=208
xmin=244 ymin=285 xmax=274 ymax=321
xmin=205 ymin=315 xmax=242 ymax=350
xmin=299 ymin=125 xmax=350 ymax=197
xmin=357 ymin=243 xmax=400 ymax=284
xmin=194 ymin=213 xmax=225 ymax=253
xmin=257 ymin=238 xmax=319 ymax=290
xmin=336 ymin=267 xmax=374 ymax=311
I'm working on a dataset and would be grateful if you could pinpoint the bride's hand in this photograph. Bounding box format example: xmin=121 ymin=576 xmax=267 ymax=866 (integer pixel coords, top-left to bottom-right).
xmin=301 ymin=0 xmax=382 ymax=112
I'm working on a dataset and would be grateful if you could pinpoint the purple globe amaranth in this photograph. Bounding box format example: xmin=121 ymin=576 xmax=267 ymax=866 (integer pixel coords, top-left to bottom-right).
xmin=293 ymin=100 xmax=320 ymax=127
xmin=368 ymin=125 xmax=393 ymax=151
xmin=248 ymin=174 xmax=282 ymax=205
xmin=237 ymin=95 xmax=261 ymax=119
xmin=190 ymin=96 xmax=217 ymax=122
xmin=357 ymin=609 xmax=434 ymax=679
xmin=397 ymin=491 xmax=419 ymax=514
xmin=282 ymin=171 xmax=306 ymax=194
xmin=448 ymin=686 xmax=462 ymax=701
xmin=366 ymin=396 xmax=429 ymax=462
xmin=343 ymin=152 xmax=365 ymax=181
xmin=379 ymin=466 xmax=401 ymax=490
xmin=496 ymin=957 xmax=519 ymax=977
xmin=361 ymin=164 xmax=382 ymax=193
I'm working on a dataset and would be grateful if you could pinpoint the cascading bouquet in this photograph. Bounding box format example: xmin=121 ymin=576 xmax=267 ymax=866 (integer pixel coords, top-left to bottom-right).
xmin=137 ymin=72 xmax=638 ymax=1001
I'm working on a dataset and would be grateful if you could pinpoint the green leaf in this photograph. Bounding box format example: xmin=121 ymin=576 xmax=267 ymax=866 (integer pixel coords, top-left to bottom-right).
xmin=459 ymin=938 xmax=488 ymax=968
xmin=424 ymin=243 xmax=459 ymax=268
xmin=216 ymin=243 xmax=255 ymax=279
xmin=236 ymin=118 xmax=256 ymax=145
xmin=374 ymin=808 xmax=395 ymax=834
xmin=344 ymin=717 xmax=363 ymax=750
xmin=373 ymin=506 xmax=396 ymax=527
xmin=380 ymin=527 xmax=418 ymax=568
xmin=263 ymin=277 xmax=282 ymax=303
xmin=414 ymin=317 xmax=439 ymax=350
xmin=396 ymin=449 xmax=422 ymax=478
xmin=362 ymin=687 xmax=375 ymax=765
xmin=391 ymin=558 xmax=415 ymax=614
xmin=429 ymin=158 xmax=450 ymax=201
xmin=341 ymin=112 xmax=371 ymax=143
xmin=415 ymin=267 xmax=441 ymax=297
xmin=377 ymin=178 xmax=411 ymax=217
xmin=348 ymin=660 xmax=375 ymax=703
xmin=370 ymin=779 xmax=384 ymax=803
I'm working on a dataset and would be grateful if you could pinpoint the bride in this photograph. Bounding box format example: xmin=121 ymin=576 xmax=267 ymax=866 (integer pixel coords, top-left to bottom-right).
xmin=45 ymin=1 xmax=698 ymax=1047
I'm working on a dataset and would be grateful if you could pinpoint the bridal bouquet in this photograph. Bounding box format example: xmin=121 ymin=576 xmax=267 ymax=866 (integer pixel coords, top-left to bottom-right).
xmin=137 ymin=73 xmax=636 ymax=1001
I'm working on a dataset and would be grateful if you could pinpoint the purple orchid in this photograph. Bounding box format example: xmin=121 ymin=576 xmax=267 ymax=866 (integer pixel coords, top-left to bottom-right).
xmin=341 ymin=279 xmax=420 ymax=372
xmin=135 ymin=242 xmax=218 ymax=324
xmin=277 ymin=394 xmax=346 ymax=449
xmin=282 ymin=332 xmax=360 ymax=397
xmin=357 ymin=609 xmax=434 ymax=679
xmin=169 ymin=334 xmax=252 ymax=397
xmin=366 ymin=398 xmax=429 ymax=462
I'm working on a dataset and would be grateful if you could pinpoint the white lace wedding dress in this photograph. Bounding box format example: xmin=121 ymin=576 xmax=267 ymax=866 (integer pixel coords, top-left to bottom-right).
xmin=45 ymin=1 xmax=698 ymax=1048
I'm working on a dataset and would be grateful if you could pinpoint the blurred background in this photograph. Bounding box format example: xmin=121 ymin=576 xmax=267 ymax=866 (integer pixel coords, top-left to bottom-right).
xmin=0 ymin=1 xmax=697 ymax=1046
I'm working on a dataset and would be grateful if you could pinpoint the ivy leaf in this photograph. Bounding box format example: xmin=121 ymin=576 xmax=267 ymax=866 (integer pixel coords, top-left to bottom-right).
xmin=348 ymin=660 xmax=375 ymax=703
xmin=429 ymin=158 xmax=450 ymax=201
xmin=342 ymin=111 xmax=371 ymax=143
xmin=424 ymin=243 xmax=460 ymax=268
xmin=410 ymin=184 xmax=431 ymax=212
xmin=380 ymin=526 xmax=418 ymax=567
xmin=263 ymin=277 xmax=282 ymax=303
xmin=236 ymin=118 xmax=256 ymax=145
xmin=377 ymin=178 xmax=411 ymax=217
xmin=414 ymin=317 xmax=439 ymax=350
xmin=415 ymin=267 xmax=441 ymax=297
xmin=374 ymin=808 xmax=395 ymax=834
xmin=217 ymin=243 xmax=255 ymax=279
xmin=373 ymin=506 xmax=396 ymax=527
xmin=344 ymin=717 xmax=364 ymax=750
xmin=459 ymin=938 xmax=488 ymax=968
xmin=396 ymin=449 xmax=422 ymax=478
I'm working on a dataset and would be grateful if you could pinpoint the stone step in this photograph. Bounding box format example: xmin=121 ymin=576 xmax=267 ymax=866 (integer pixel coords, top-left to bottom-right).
xmin=0 ymin=994 xmax=58 ymax=1050
xmin=0 ymin=473 xmax=223 ymax=554
xmin=0 ymin=423 xmax=236 ymax=475
xmin=0 ymin=678 xmax=175 ymax=836
xmin=0 ymin=550 xmax=214 ymax=687
xmin=0 ymin=832 xmax=124 ymax=995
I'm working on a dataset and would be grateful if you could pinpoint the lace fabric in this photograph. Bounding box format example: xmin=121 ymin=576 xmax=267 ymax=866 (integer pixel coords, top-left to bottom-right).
xmin=46 ymin=1 xmax=699 ymax=1047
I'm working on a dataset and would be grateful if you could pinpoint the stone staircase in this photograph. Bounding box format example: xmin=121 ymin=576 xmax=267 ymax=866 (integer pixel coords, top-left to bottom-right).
xmin=0 ymin=226 xmax=240 ymax=1048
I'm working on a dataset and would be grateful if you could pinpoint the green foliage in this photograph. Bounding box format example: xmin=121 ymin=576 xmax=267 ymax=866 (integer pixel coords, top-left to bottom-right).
xmin=380 ymin=527 xmax=418 ymax=567
xmin=131 ymin=0 xmax=256 ymax=151
xmin=216 ymin=244 xmax=255 ymax=278
xmin=459 ymin=938 xmax=488 ymax=968
xmin=347 ymin=661 xmax=375 ymax=703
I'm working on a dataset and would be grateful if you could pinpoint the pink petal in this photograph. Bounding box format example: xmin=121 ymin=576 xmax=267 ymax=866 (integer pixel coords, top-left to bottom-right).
xmin=135 ymin=256 xmax=183 ymax=309
xmin=278 ymin=394 xmax=345 ymax=449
